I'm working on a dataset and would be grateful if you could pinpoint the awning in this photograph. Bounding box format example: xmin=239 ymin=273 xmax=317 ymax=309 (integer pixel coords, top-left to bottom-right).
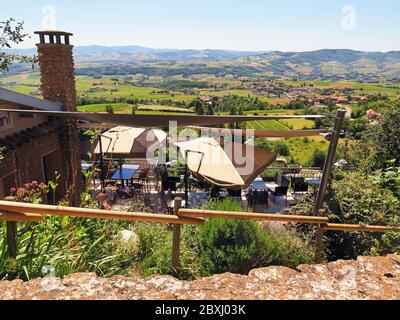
xmin=175 ymin=137 xmax=277 ymax=189
xmin=94 ymin=126 xmax=167 ymax=158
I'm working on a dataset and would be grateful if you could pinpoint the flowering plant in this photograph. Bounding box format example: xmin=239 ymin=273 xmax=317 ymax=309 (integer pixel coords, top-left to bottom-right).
xmin=10 ymin=181 xmax=49 ymax=204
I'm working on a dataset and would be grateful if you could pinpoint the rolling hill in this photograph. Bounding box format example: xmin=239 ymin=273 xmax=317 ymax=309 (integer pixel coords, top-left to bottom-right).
xmin=4 ymin=46 xmax=400 ymax=81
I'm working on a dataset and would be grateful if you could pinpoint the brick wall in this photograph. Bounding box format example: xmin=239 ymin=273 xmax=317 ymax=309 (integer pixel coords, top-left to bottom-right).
xmin=0 ymin=149 xmax=17 ymax=181
xmin=15 ymin=132 xmax=63 ymax=184
xmin=0 ymin=131 xmax=66 ymax=184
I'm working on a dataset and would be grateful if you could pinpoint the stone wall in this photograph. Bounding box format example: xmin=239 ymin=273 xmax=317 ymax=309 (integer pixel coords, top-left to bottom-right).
xmin=36 ymin=40 xmax=82 ymax=204
xmin=0 ymin=255 xmax=399 ymax=300
xmin=36 ymin=44 xmax=77 ymax=112
xmin=0 ymin=131 xmax=64 ymax=191
xmin=15 ymin=132 xmax=63 ymax=184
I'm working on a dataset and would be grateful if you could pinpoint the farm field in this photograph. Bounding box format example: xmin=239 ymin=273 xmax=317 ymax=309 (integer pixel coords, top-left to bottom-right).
xmin=246 ymin=120 xmax=289 ymax=131
xmin=78 ymin=103 xmax=194 ymax=115
xmin=282 ymin=118 xmax=316 ymax=130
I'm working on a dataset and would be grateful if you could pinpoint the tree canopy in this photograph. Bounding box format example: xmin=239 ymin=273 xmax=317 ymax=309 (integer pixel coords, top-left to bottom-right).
xmin=0 ymin=18 xmax=36 ymax=71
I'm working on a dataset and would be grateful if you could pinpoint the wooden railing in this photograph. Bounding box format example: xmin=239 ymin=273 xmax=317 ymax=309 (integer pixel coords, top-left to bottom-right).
xmin=1 ymin=199 xmax=399 ymax=272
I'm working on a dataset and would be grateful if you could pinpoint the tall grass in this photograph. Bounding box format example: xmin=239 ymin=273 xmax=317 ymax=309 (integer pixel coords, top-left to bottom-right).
xmin=0 ymin=217 xmax=136 ymax=280
xmin=0 ymin=199 xmax=314 ymax=281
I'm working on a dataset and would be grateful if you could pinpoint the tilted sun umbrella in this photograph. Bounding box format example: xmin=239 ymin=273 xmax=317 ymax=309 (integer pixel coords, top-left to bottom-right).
xmin=175 ymin=137 xmax=277 ymax=190
xmin=94 ymin=126 xmax=167 ymax=158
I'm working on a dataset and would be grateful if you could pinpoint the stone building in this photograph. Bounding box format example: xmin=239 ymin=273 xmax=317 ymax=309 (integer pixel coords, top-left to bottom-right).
xmin=0 ymin=31 xmax=82 ymax=204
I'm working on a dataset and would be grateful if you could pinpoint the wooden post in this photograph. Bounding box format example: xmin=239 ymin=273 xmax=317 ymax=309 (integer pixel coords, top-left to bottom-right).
xmin=313 ymin=109 xmax=346 ymax=263
xmin=6 ymin=221 xmax=18 ymax=259
xmin=172 ymin=198 xmax=183 ymax=273
xmin=4 ymin=197 xmax=18 ymax=259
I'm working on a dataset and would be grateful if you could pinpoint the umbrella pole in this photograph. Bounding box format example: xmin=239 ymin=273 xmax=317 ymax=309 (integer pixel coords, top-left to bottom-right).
xmin=183 ymin=150 xmax=204 ymax=209
xmin=99 ymin=135 xmax=105 ymax=191
xmin=184 ymin=151 xmax=189 ymax=208
xmin=119 ymin=159 xmax=124 ymax=187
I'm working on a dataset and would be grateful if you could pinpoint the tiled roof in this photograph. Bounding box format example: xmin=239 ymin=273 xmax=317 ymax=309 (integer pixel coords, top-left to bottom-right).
xmin=0 ymin=120 xmax=60 ymax=150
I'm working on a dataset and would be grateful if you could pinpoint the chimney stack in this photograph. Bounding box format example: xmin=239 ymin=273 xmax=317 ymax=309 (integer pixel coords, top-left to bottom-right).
xmin=35 ymin=31 xmax=82 ymax=205
xmin=34 ymin=31 xmax=77 ymax=111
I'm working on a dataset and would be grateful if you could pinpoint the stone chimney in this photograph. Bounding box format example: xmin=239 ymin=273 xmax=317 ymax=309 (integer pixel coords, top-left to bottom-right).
xmin=34 ymin=31 xmax=77 ymax=111
xmin=35 ymin=31 xmax=82 ymax=205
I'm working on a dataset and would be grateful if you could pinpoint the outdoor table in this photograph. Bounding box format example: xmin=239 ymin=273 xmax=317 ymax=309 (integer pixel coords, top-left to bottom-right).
xmin=111 ymin=164 xmax=140 ymax=186
xmin=305 ymin=177 xmax=321 ymax=186
xmin=305 ymin=177 xmax=322 ymax=196
xmin=249 ymin=179 xmax=268 ymax=192
xmin=248 ymin=178 xmax=269 ymax=208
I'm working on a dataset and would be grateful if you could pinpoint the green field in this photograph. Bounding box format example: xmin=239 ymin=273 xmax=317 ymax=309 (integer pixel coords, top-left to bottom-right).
xmin=247 ymin=120 xmax=289 ymax=131
xmin=282 ymin=118 xmax=315 ymax=130
xmin=78 ymin=103 xmax=195 ymax=115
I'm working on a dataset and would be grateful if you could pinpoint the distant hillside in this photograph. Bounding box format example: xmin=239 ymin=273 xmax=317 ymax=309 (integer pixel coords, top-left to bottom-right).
xmin=230 ymin=49 xmax=400 ymax=81
xmin=5 ymin=45 xmax=263 ymax=63
xmin=4 ymin=46 xmax=400 ymax=81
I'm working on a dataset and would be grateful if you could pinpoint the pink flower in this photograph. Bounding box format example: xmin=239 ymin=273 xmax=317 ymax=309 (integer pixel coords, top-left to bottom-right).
xmin=32 ymin=181 xmax=38 ymax=186
xmin=17 ymin=188 xmax=25 ymax=194
xmin=9 ymin=188 xmax=17 ymax=194
xmin=22 ymin=197 xmax=30 ymax=203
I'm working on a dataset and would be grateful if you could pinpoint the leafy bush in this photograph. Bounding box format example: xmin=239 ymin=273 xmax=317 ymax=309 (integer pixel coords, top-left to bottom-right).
xmin=310 ymin=149 xmax=326 ymax=169
xmin=349 ymin=101 xmax=400 ymax=170
xmin=136 ymin=199 xmax=314 ymax=279
xmin=290 ymin=169 xmax=400 ymax=261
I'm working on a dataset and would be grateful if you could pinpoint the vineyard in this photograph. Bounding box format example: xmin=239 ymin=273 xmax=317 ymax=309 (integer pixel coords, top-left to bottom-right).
xmin=246 ymin=120 xmax=289 ymax=131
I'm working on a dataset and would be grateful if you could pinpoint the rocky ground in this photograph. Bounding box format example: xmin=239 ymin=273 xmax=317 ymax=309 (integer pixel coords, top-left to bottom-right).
xmin=1 ymin=255 xmax=399 ymax=300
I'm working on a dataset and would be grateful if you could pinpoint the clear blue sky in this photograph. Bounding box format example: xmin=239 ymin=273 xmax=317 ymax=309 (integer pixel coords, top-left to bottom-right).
xmin=2 ymin=0 xmax=400 ymax=52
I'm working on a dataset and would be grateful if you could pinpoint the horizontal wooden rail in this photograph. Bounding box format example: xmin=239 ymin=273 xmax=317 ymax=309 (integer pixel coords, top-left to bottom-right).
xmin=321 ymin=223 xmax=400 ymax=233
xmin=0 ymin=201 xmax=203 ymax=225
xmin=179 ymin=209 xmax=329 ymax=224
xmin=0 ymin=211 xmax=43 ymax=222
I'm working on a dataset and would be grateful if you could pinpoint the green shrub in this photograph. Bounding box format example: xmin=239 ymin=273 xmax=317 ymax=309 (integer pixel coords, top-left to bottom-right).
xmin=310 ymin=149 xmax=326 ymax=169
xmin=196 ymin=218 xmax=281 ymax=275
xmin=290 ymin=170 xmax=400 ymax=261
xmin=135 ymin=199 xmax=314 ymax=279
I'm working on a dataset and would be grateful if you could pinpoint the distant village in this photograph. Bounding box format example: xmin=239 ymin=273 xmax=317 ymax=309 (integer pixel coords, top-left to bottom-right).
xmin=245 ymin=81 xmax=371 ymax=104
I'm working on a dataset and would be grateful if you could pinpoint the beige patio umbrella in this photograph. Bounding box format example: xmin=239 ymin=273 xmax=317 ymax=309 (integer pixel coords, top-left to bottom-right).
xmin=175 ymin=137 xmax=277 ymax=189
xmin=94 ymin=126 xmax=167 ymax=158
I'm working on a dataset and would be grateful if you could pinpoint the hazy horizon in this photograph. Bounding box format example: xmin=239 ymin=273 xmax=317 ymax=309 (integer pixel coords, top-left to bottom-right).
xmin=7 ymin=44 xmax=400 ymax=55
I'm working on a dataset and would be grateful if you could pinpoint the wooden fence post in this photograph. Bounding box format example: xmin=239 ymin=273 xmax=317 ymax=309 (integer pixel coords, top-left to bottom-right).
xmin=3 ymin=197 xmax=18 ymax=259
xmin=172 ymin=198 xmax=183 ymax=274
xmin=313 ymin=109 xmax=346 ymax=263
xmin=6 ymin=221 xmax=18 ymax=259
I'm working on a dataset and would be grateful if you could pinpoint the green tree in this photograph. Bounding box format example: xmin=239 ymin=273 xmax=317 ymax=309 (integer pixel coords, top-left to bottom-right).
xmin=0 ymin=18 xmax=36 ymax=71
xmin=350 ymin=102 xmax=400 ymax=170
xmin=189 ymin=98 xmax=205 ymax=115
xmin=106 ymin=105 xmax=114 ymax=114
xmin=310 ymin=149 xmax=326 ymax=169
xmin=273 ymin=141 xmax=290 ymax=157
